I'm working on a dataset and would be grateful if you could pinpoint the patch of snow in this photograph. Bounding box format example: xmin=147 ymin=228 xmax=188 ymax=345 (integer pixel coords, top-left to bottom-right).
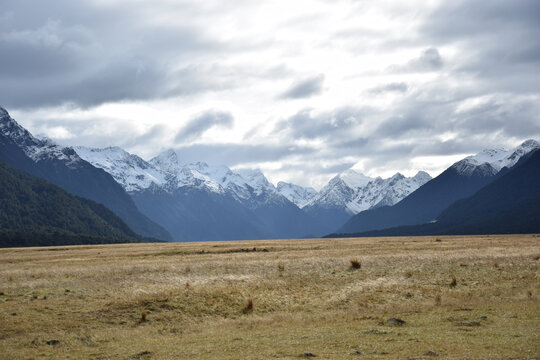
xmin=453 ymin=139 xmax=539 ymax=175
xmin=277 ymin=181 xmax=318 ymax=208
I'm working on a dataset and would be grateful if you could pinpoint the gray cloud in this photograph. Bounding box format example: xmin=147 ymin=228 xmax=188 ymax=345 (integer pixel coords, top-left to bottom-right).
xmin=280 ymin=74 xmax=325 ymax=99
xmin=176 ymin=110 xmax=234 ymax=143
xmin=389 ymin=47 xmax=443 ymax=73
xmin=275 ymin=106 xmax=370 ymax=140
xmin=173 ymin=143 xmax=316 ymax=166
xmin=0 ymin=0 xmax=228 ymax=109
xmin=421 ymin=0 xmax=540 ymax=43
xmin=420 ymin=0 xmax=540 ymax=95
xmin=369 ymin=82 xmax=408 ymax=94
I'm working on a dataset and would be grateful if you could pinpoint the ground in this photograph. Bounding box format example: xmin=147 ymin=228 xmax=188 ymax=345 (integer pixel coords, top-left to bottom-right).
xmin=0 ymin=234 xmax=539 ymax=359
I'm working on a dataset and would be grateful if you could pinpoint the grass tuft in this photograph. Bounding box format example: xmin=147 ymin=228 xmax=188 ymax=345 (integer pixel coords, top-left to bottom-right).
xmin=349 ymin=259 xmax=361 ymax=269
xmin=140 ymin=310 xmax=148 ymax=322
xmin=243 ymin=298 xmax=254 ymax=314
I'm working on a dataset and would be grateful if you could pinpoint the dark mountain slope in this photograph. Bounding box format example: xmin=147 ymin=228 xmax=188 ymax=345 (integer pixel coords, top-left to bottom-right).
xmin=0 ymin=160 xmax=151 ymax=247
xmin=132 ymin=186 xmax=274 ymax=241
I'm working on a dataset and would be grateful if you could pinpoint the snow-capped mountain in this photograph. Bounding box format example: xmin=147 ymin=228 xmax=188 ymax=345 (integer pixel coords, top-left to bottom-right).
xmin=76 ymin=146 xmax=289 ymax=203
xmin=349 ymin=171 xmax=432 ymax=212
xmin=337 ymin=139 xmax=539 ymax=236
xmin=276 ymin=182 xmax=317 ymax=208
xmin=0 ymin=107 xmax=83 ymax=168
xmin=74 ymin=146 xmax=317 ymax=240
xmin=0 ymin=107 xmax=172 ymax=241
xmin=75 ymin=146 xmax=166 ymax=192
xmin=452 ymin=139 xmax=540 ymax=176
xmin=305 ymin=169 xmax=431 ymax=215
xmin=300 ymin=168 xmax=431 ymax=236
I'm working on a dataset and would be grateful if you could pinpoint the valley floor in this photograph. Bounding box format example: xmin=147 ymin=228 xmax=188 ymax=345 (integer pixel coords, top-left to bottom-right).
xmin=0 ymin=235 xmax=539 ymax=359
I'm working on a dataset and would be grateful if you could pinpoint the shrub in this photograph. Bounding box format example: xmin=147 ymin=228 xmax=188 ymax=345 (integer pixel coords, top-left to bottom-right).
xmin=350 ymin=259 xmax=361 ymax=270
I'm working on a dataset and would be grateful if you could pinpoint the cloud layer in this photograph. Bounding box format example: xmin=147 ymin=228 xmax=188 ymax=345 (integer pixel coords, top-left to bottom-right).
xmin=2 ymin=0 xmax=539 ymax=188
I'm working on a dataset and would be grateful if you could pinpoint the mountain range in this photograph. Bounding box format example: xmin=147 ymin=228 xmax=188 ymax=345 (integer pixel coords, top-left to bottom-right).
xmin=73 ymin=145 xmax=431 ymax=240
xmin=1 ymin=105 xmax=538 ymax=246
xmin=302 ymin=169 xmax=431 ymax=235
xmin=334 ymin=139 xmax=540 ymax=236
xmin=331 ymin=147 xmax=540 ymax=237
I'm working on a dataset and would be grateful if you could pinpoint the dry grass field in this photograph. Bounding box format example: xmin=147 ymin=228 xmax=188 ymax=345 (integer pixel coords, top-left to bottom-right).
xmin=1 ymin=235 xmax=539 ymax=359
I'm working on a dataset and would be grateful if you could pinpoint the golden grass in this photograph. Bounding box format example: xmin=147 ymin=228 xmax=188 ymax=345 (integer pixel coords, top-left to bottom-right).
xmin=0 ymin=234 xmax=539 ymax=359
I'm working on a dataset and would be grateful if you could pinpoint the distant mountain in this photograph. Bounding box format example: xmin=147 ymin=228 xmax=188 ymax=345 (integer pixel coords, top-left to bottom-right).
xmin=276 ymin=181 xmax=317 ymax=208
xmin=0 ymin=107 xmax=172 ymax=241
xmin=336 ymin=140 xmax=539 ymax=235
xmin=302 ymin=169 xmax=431 ymax=235
xmin=0 ymin=160 xmax=151 ymax=247
xmin=75 ymin=147 xmax=316 ymax=241
xmin=331 ymin=149 xmax=540 ymax=237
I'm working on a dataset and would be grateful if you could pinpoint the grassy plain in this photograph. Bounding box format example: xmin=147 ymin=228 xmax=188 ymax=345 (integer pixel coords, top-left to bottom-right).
xmin=0 ymin=234 xmax=539 ymax=359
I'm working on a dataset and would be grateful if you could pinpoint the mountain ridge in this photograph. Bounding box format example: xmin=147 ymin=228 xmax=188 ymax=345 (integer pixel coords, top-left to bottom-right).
xmin=0 ymin=107 xmax=172 ymax=241
xmin=336 ymin=139 xmax=539 ymax=235
xmin=329 ymin=149 xmax=540 ymax=237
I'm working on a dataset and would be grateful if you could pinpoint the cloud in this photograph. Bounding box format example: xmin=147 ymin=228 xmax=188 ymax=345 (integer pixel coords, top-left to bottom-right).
xmin=419 ymin=0 xmax=540 ymax=94
xmin=0 ymin=0 xmax=227 ymax=109
xmin=274 ymin=106 xmax=370 ymax=140
xmin=279 ymin=74 xmax=325 ymax=99
xmin=3 ymin=0 xmax=540 ymax=188
xmin=173 ymin=143 xmax=316 ymax=166
xmin=176 ymin=110 xmax=234 ymax=142
xmin=369 ymin=82 xmax=408 ymax=94
xmin=389 ymin=47 xmax=443 ymax=73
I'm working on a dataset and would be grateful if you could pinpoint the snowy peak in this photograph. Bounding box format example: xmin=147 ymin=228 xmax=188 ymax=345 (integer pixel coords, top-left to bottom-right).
xmin=78 ymin=147 xmax=285 ymax=200
xmin=338 ymin=169 xmax=373 ymax=188
xmin=0 ymin=107 xmax=39 ymax=147
xmin=413 ymin=170 xmax=431 ymax=183
xmin=75 ymin=146 xmax=166 ymax=192
xmin=453 ymin=139 xmax=539 ymax=175
xmin=306 ymin=168 xmax=431 ymax=215
xmin=149 ymin=149 xmax=181 ymax=174
xmin=236 ymin=169 xmax=276 ymax=196
xmin=276 ymin=181 xmax=317 ymax=208
xmin=1 ymin=107 xmax=82 ymax=168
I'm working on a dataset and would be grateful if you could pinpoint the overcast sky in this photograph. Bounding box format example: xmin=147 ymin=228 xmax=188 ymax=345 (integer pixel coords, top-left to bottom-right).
xmin=1 ymin=0 xmax=539 ymax=189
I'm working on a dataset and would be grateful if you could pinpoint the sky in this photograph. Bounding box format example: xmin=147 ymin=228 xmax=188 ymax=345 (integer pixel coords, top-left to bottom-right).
xmin=1 ymin=0 xmax=539 ymax=189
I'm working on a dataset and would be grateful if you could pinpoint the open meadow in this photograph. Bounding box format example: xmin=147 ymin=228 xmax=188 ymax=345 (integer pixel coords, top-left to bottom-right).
xmin=0 ymin=235 xmax=539 ymax=359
